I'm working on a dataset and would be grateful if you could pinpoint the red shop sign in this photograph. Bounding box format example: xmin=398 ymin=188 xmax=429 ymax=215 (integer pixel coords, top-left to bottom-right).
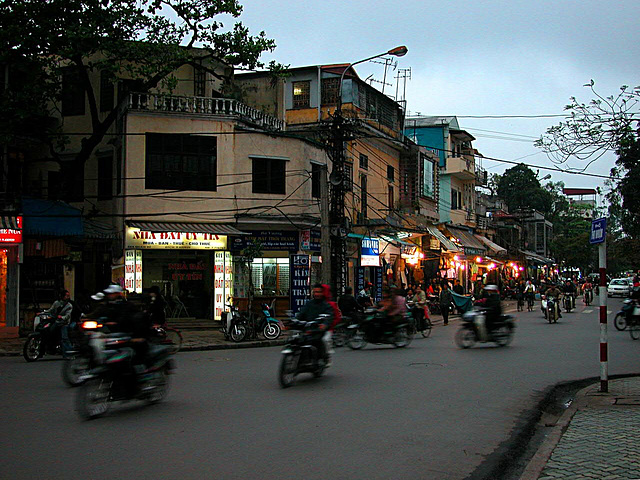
xmin=0 ymin=216 xmax=22 ymax=244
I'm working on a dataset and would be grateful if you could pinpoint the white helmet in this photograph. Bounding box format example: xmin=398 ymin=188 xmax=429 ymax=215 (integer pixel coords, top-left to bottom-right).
xmin=103 ymin=284 xmax=124 ymax=294
xmin=90 ymin=292 xmax=105 ymax=301
xmin=484 ymin=284 xmax=499 ymax=292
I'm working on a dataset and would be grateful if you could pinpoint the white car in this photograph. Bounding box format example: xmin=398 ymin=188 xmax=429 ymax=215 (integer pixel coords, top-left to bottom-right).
xmin=607 ymin=278 xmax=632 ymax=297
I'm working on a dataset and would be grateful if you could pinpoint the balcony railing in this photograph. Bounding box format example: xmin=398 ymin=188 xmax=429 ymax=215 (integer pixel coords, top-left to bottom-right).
xmin=475 ymin=167 xmax=487 ymax=186
xmin=128 ymin=93 xmax=285 ymax=131
xmin=445 ymin=156 xmax=476 ymax=180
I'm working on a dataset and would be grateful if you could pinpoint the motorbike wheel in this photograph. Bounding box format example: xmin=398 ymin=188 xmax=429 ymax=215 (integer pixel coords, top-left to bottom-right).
xmin=163 ymin=328 xmax=183 ymax=354
xmin=230 ymin=324 xmax=247 ymax=343
xmin=279 ymin=353 xmax=298 ymax=388
xmin=347 ymin=329 xmax=367 ymax=350
xmin=62 ymin=356 xmax=90 ymax=387
xmin=76 ymin=378 xmax=111 ymax=420
xmin=263 ymin=322 xmax=281 ymax=340
xmin=313 ymin=359 xmax=326 ymax=378
xmin=629 ymin=323 xmax=640 ymax=340
xmin=23 ymin=336 xmax=42 ymax=362
xmin=146 ymin=368 xmax=170 ymax=404
xmin=493 ymin=325 xmax=513 ymax=347
xmin=393 ymin=327 xmax=412 ymax=348
xmin=455 ymin=327 xmax=476 ymax=349
xmin=614 ymin=313 xmax=627 ymax=331
xmin=332 ymin=327 xmax=347 ymax=347
xmin=421 ymin=320 xmax=432 ymax=338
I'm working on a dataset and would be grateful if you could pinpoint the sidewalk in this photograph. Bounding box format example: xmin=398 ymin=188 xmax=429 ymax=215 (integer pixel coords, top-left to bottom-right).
xmin=521 ymin=376 xmax=640 ymax=480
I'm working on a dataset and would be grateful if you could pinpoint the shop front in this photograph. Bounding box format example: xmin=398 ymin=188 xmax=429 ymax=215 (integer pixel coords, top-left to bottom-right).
xmin=441 ymin=226 xmax=487 ymax=293
xmin=123 ymin=222 xmax=242 ymax=321
xmin=0 ymin=216 xmax=22 ymax=332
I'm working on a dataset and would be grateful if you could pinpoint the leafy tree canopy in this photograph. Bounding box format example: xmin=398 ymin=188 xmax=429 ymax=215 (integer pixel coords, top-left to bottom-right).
xmin=496 ymin=164 xmax=552 ymax=214
xmin=0 ymin=0 xmax=279 ymax=164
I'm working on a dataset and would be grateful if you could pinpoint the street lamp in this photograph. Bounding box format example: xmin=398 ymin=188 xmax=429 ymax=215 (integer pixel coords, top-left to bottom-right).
xmin=336 ymin=46 xmax=408 ymax=112
xmin=327 ymin=46 xmax=408 ymax=296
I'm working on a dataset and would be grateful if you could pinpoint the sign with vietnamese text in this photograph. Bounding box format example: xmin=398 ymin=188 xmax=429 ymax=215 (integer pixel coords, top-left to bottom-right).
xmin=0 ymin=216 xmax=22 ymax=244
xmin=213 ymin=251 xmax=233 ymax=321
xmin=290 ymin=254 xmax=311 ymax=315
xmin=590 ymin=218 xmax=607 ymax=245
xmin=126 ymin=227 xmax=226 ymax=250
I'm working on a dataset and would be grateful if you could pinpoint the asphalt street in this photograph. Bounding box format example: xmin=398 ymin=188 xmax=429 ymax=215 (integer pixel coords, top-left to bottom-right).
xmin=1 ymin=297 xmax=638 ymax=480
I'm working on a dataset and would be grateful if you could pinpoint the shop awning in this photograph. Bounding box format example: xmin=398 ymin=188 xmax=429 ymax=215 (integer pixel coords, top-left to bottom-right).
xmin=520 ymin=250 xmax=554 ymax=265
xmin=22 ymin=197 xmax=83 ymax=237
xmin=1 ymin=216 xmax=20 ymax=230
xmin=445 ymin=226 xmax=486 ymax=255
xmin=128 ymin=221 xmax=249 ymax=235
xmin=425 ymin=224 xmax=460 ymax=252
xmin=474 ymin=234 xmax=507 ymax=256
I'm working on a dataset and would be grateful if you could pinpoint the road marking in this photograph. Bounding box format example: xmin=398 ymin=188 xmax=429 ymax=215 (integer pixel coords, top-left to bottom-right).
xmin=584 ymin=309 xmax=593 ymax=313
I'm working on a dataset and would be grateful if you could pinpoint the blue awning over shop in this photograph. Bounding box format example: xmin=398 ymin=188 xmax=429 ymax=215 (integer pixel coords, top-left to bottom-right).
xmin=22 ymin=197 xmax=83 ymax=237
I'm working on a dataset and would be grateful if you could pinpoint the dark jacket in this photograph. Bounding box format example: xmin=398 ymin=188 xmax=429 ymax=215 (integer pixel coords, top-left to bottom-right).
xmin=439 ymin=288 xmax=453 ymax=306
xmin=298 ymin=285 xmax=333 ymax=328
xmin=147 ymin=294 xmax=166 ymax=325
xmin=338 ymin=294 xmax=359 ymax=316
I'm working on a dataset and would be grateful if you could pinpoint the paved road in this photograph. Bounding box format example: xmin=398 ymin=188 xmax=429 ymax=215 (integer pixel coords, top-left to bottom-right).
xmin=1 ymin=297 xmax=638 ymax=480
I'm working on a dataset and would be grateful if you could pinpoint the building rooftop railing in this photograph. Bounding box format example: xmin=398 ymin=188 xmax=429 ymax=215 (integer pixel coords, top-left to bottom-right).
xmin=128 ymin=93 xmax=285 ymax=131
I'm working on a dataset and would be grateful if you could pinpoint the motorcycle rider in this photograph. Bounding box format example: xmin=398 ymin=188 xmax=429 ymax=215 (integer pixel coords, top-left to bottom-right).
xmin=581 ymin=279 xmax=594 ymax=303
xmin=474 ymin=285 xmax=502 ymax=339
xmin=545 ymin=283 xmax=563 ymax=318
xmin=410 ymin=284 xmax=428 ymax=331
xmin=297 ymin=284 xmax=334 ymax=365
xmin=338 ymin=286 xmax=360 ymax=318
xmin=357 ymin=282 xmax=374 ymax=309
xmin=524 ymin=280 xmax=536 ymax=308
xmin=378 ymin=287 xmax=407 ymax=332
xmin=563 ymin=279 xmax=578 ymax=309
xmin=45 ymin=289 xmax=75 ymax=358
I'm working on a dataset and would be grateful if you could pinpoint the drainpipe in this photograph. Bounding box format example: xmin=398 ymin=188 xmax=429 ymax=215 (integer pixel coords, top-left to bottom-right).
xmin=317 ymin=66 xmax=322 ymax=122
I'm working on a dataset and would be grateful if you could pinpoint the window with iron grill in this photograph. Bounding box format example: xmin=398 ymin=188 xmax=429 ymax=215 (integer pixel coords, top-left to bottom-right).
xmin=387 ymin=165 xmax=395 ymax=182
xmin=194 ymin=66 xmax=206 ymax=97
xmin=100 ymin=70 xmax=114 ymax=112
xmin=344 ymin=163 xmax=353 ymax=192
xmin=359 ymin=153 xmax=368 ymax=170
xmin=252 ymin=158 xmax=286 ymax=195
xmin=321 ymin=78 xmax=340 ymax=105
xmin=61 ymin=67 xmax=85 ymax=116
xmin=311 ymin=163 xmax=321 ymax=199
xmin=292 ymin=81 xmax=311 ymax=109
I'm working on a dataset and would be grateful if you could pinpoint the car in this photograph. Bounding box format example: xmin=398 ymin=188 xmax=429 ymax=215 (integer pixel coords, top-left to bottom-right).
xmin=607 ymin=278 xmax=632 ymax=297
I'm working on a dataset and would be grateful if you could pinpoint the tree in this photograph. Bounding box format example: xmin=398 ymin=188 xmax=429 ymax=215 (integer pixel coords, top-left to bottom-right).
xmin=536 ymin=81 xmax=639 ymax=166
xmin=613 ymin=135 xmax=640 ymax=238
xmin=0 ymin=0 xmax=279 ymax=168
xmin=496 ymin=164 xmax=552 ymax=214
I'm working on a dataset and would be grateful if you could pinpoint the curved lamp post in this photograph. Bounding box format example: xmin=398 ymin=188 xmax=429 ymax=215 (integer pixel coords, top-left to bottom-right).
xmin=336 ymin=46 xmax=408 ymax=112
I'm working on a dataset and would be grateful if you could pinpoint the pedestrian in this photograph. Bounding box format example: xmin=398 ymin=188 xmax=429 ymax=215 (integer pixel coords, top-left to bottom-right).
xmin=452 ymin=280 xmax=464 ymax=295
xmin=439 ymin=282 xmax=453 ymax=326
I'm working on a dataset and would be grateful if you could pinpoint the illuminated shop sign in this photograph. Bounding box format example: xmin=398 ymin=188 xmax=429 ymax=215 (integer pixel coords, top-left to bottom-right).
xmin=124 ymin=250 xmax=143 ymax=294
xmin=126 ymin=227 xmax=227 ymax=250
xmin=0 ymin=216 xmax=22 ymax=244
xmin=213 ymin=251 xmax=233 ymax=321
xmin=361 ymin=237 xmax=380 ymax=267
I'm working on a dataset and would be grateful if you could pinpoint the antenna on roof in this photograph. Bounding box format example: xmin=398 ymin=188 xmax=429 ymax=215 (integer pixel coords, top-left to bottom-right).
xmin=395 ymin=67 xmax=412 ymax=105
xmin=369 ymin=57 xmax=397 ymax=94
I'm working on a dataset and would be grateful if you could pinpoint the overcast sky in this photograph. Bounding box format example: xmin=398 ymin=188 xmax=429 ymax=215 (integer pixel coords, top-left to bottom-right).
xmin=234 ymin=0 xmax=639 ymax=199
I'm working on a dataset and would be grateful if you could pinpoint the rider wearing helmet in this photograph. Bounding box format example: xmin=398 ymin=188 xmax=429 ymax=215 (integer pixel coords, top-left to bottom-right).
xmin=474 ymin=284 xmax=502 ymax=333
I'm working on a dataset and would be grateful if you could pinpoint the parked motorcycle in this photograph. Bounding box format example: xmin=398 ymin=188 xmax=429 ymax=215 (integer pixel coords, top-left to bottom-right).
xmin=221 ymin=302 xmax=250 ymax=342
xmin=454 ymin=309 xmax=515 ymax=348
xmin=347 ymin=308 xmax=413 ymax=350
xmin=75 ymin=332 xmax=175 ymax=419
xmin=279 ymin=315 xmax=331 ymax=388
xmin=244 ymin=302 xmax=282 ymax=341
xmin=23 ymin=312 xmax=69 ymax=362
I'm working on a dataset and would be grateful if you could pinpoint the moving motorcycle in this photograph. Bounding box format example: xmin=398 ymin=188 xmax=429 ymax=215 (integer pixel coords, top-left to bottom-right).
xmin=454 ymin=308 xmax=515 ymax=348
xmin=406 ymin=300 xmax=432 ymax=338
xmin=61 ymin=318 xmax=104 ymax=387
xmin=583 ymin=288 xmax=593 ymax=306
xmin=614 ymin=299 xmax=640 ymax=332
xmin=542 ymin=295 xmax=560 ymax=323
xmin=23 ymin=312 xmax=71 ymax=362
xmin=347 ymin=308 xmax=413 ymax=350
xmin=279 ymin=314 xmax=331 ymax=388
xmin=563 ymin=293 xmax=575 ymax=313
xmin=75 ymin=332 xmax=175 ymax=419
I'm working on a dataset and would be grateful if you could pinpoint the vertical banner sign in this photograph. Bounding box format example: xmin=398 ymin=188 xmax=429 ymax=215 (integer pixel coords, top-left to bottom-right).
xmin=124 ymin=250 xmax=135 ymax=292
xmin=290 ymin=254 xmax=311 ymax=315
xmin=356 ymin=267 xmax=365 ymax=294
xmin=135 ymin=250 xmax=143 ymax=294
xmin=224 ymin=251 xmax=233 ymax=304
xmin=214 ymin=252 xmax=225 ymax=321
xmin=300 ymin=230 xmax=311 ymax=250
xmin=374 ymin=267 xmax=383 ymax=303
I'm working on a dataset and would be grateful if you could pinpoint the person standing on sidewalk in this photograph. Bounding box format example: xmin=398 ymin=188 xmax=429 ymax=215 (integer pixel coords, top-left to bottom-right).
xmin=439 ymin=282 xmax=453 ymax=326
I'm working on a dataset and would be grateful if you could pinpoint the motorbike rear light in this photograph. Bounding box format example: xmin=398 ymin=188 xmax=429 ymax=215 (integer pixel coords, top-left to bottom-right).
xmin=82 ymin=321 xmax=100 ymax=330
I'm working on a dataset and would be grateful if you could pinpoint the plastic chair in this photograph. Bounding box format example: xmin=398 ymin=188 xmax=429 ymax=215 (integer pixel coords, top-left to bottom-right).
xmin=171 ymin=296 xmax=190 ymax=318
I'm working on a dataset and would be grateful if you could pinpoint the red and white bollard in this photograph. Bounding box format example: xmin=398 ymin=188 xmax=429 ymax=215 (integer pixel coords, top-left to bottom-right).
xmin=599 ymin=238 xmax=608 ymax=393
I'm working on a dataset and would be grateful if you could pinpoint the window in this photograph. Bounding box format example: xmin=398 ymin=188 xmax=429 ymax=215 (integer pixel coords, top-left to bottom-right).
xmin=250 ymin=258 xmax=290 ymax=296
xmin=421 ymin=154 xmax=434 ymax=198
xmin=48 ymin=162 xmax=84 ymax=202
xmin=252 ymin=158 xmax=286 ymax=194
xmin=387 ymin=165 xmax=394 ymax=182
xmin=359 ymin=153 xmax=368 ymax=170
xmin=292 ymin=81 xmax=310 ymax=109
xmin=360 ymin=174 xmax=368 ymax=216
xmin=145 ymin=134 xmax=217 ymax=191
xmin=388 ymin=185 xmax=394 ymax=211
xmin=321 ymin=77 xmax=340 ymax=105
xmin=311 ymin=163 xmax=322 ymax=199
xmin=61 ymin=68 xmax=85 ymax=116
xmin=98 ymin=154 xmax=113 ymax=200
xmin=451 ymin=188 xmax=458 ymax=210
xmin=344 ymin=162 xmax=353 ymax=192
xmin=116 ymin=147 xmax=122 ymax=195
xmin=100 ymin=70 xmax=114 ymax=112
xmin=194 ymin=65 xmax=206 ymax=97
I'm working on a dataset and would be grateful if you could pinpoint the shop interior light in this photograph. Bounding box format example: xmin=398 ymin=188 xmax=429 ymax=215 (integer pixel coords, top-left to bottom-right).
xmin=453 ymin=255 xmax=459 ymax=261
xmin=475 ymin=256 xmax=483 ymax=263
xmin=488 ymin=262 xmax=496 ymax=270
xmin=519 ymin=266 xmax=524 ymax=271
xmin=460 ymin=264 xmax=466 ymax=270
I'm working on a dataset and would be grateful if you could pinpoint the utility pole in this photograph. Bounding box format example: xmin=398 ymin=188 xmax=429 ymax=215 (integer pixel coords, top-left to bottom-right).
xmin=328 ymin=112 xmax=348 ymax=297
xmin=320 ymin=164 xmax=331 ymax=285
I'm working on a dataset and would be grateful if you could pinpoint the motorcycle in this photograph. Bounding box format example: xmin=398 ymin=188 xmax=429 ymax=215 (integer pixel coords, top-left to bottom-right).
xmin=563 ymin=293 xmax=575 ymax=313
xmin=614 ymin=299 xmax=640 ymax=332
xmin=346 ymin=308 xmax=413 ymax=350
xmin=75 ymin=332 xmax=175 ymax=419
xmin=331 ymin=313 xmax=359 ymax=347
xmin=406 ymin=300 xmax=432 ymax=338
xmin=543 ymin=296 xmax=560 ymax=323
xmin=221 ymin=302 xmax=250 ymax=342
xmin=243 ymin=301 xmax=282 ymax=341
xmin=279 ymin=314 xmax=331 ymax=388
xmin=61 ymin=318 xmax=104 ymax=387
xmin=454 ymin=308 xmax=515 ymax=348
xmin=583 ymin=288 xmax=593 ymax=306
xmin=23 ymin=312 xmax=71 ymax=362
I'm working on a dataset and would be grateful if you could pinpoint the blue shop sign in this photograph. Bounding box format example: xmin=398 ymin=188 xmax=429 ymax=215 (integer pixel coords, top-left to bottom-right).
xmin=230 ymin=230 xmax=299 ymax=252
xmin=361 ymin=237 xmax=379 ymax=256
